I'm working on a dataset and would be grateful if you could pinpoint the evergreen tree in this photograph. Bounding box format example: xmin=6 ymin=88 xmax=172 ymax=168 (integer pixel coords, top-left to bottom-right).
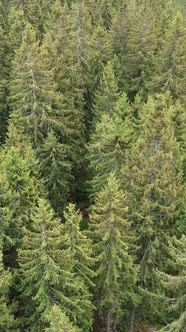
xmin=0 ymin=243 xmax=14 ymax=331
xmin=62 ymin=203 xmax=95 ymax=330
xmin=17 ymin=198 xmax=70 ymax=331
xmin=90 ymin=173 xmax=137 ymax=332
xmin=10 ymin=23 xmax=62 ymax=148
xmin=45 ymin=305 xmax=79 ymax=332
xmin=39 ymin=130 xmax=72 ymax=212
xmin=0 ymin=0 xmax=11 ymax=143
xmin=88 ymin=101 xmax=132 ymax=199
xmin=123 ymin=94 xmax=184 ymax=322
xmin=153 ymin=11 xmax=186 ymax=104
xmin=159 ymin=235 xmax=186 ymax=332
xmin=92 ymin=61 xmax=119 ymax=122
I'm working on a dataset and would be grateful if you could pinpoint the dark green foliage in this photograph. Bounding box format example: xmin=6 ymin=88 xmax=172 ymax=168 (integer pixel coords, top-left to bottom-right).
xmin=0 ymin=244 xmax=14 ymax=331
xmin=39 ymin=131 xmax=72 ymax=212
xmin=0 ymin=1 xmax=185 ymax=330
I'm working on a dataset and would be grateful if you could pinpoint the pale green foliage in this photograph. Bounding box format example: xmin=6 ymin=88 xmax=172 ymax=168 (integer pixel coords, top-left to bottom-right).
xmin=45 ymin=305 xmax=79 ymax=332
xmin=10 ymin=23 xmax=62 ymax=147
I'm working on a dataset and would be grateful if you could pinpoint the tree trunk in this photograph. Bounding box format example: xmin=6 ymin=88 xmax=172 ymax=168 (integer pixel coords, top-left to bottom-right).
xmin=128 ymin=305 xmax=135 ymax=332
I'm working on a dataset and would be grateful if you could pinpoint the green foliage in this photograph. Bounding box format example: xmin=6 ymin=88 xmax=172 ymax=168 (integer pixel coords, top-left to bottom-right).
xmin=90 ymin=173 xmax=137 ymax=331
xmin=88 ymin=99 xmax=133 ymax=199
xmin=124 ymin=94 xmax=184 ymax=320
xmin=92 ymin=60 xmax=119 ymax=121
xmin=0 ymin=244 xmax=14 ymax=331
xmin=39 ymin=131 xmax=72 ymax=212
xmin=159 ymin=235 xmax=186 ymax=331
xmin=45 ymin=305 xmax=79 ymax=332
xmin=10 ymin=23 xmax=62 ymax=147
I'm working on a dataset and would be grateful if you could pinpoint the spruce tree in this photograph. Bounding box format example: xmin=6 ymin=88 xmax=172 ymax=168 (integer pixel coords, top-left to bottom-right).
xmin=87 ymin=103 xmax=132 ymax=199
xmin=90 ymin=173 xmax=137 ymax=332
xmin=92 ymin=61 xmax=119 ymax=122
xmin=158 ymin=235 xmax=186 ymax=332
xmin=17 ymin=198 xmax=70 ymax=331
xmin=153 ymin=11 xmax=186 ymax=103
xmin=10 ymin=23 xmax=62 ymax=148
xmin=62 ymin=203 xmax=95 ymax=330
xmin=39 ymin=130 xmax=72 ymax=212
xmin=45 ymin=305 xmax=79 ymax=332
xmin=0 ymin=243 xmax=14 ymax=331
xmin=123 ymin=94 xmax=184 ymax=321
xmin=0 ymin=0 xmax=11 ymax=143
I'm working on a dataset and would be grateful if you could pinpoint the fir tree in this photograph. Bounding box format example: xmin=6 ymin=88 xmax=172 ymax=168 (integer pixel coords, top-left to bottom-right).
xmin=153 ymin=11 xmax=186 ymax=103
xmin=159 ymin=235 xmax=186 ymax=332
xmin=39 ymin=130 xmax=72 ymax=213
xmin=124 ymin=94 xmax=184 ymax=321
xmin=0 ymin=243 xmax=14 ymax=331
xmin=62 ymin=203 xmax=95 ymax=330
xmin=10 ymin=23 xmax=62 ymax=148
xmin=92 ymin=61 xmax=119 ymax=122
xmin=90 ymin=173 xmax=137 ymax=332
xmin=45 ymin=305 xmax=79 ymax=332
xmin=87 ymin=105 xmax=132 ymax=199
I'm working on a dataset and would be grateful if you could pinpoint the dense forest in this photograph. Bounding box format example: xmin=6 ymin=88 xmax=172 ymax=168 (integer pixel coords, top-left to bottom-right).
xmin=0 ymin=0 xmax=186 ymax=331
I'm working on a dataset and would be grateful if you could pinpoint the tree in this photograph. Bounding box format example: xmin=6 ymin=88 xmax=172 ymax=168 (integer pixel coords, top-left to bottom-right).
xmin=90 ymin=173 xmax=137 ymax=332
xmin=10 ymin=23 xmax=62 ymax=148
xmin=87 ymin=100 xmax=132 ymax=199
xmin=0 ymin=0 xmax=11 ymax=143
xmin=62 ymin=203 xmax=95 ymax=330
xmin=158 ymin=235 xmax=186 ymax=332
xmin=0 ymin=121 xmax=44 ymax=274
xmin=0 ymin=243 xmax=14 ymax=331
xmin=39 ymin=130 xmax=72 ymax=213
xmin=92 ymin=61 xmax=119 ymax=122
xmin=153 ymin=11 xmax=186 ymax=104
xmin=17 ymin=198 xmax=71 ymax=331
xmin=17 ymin=198 xmax=94 ymax=331
xmin=123 ymin=94 xmax=184 ymax=322
xmin=45 ymin=305 xmax=79 ymax=332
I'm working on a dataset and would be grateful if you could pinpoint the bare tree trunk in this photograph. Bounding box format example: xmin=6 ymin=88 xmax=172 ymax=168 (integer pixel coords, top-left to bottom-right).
xmin=128 ymin=306 xmax=135 ymax=332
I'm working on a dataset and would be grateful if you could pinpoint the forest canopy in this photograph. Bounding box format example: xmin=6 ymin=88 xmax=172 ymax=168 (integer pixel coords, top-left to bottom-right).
xmin=0 ymin=1 xmax=186 ymax=331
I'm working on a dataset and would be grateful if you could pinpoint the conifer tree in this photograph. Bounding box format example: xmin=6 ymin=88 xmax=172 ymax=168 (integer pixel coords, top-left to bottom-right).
xmin=92 ymin=61 xmax=119 ymax=122
xmin=0 ymin=0 xmax=11 ymax=143
xmin=0 ymin=122 xmax=43 ymax=271
xmin=63 ymin=203 xmax=94 ymax=284
xmin=62 ymin=203 xmax=95 ymax=330
xmin=159 ymin=235 xmax=186 ymax=332
xmin=45 ymin=305 xmax=79 ymax=332
xmin=90 ymin=173 xmax=137 ymax=332
xmin=88 ymin=102 xmax=132 ymax=199
xmin=153 ymin=11 xmax=186 ymax=104
xmin=17 ymin=198 xmax=70 ymax=331
xmin=0 ymin=244 xmax=14 ymax=331
xmin=123 ymin=94 xmax=184 ymax=321
xmin=39 ymin=130 xmax=72 ymax=212
xmin=10 ymin=23 xmax=62 ymax=148
xmin=18 ymin=198 xmax=93 ymax=331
